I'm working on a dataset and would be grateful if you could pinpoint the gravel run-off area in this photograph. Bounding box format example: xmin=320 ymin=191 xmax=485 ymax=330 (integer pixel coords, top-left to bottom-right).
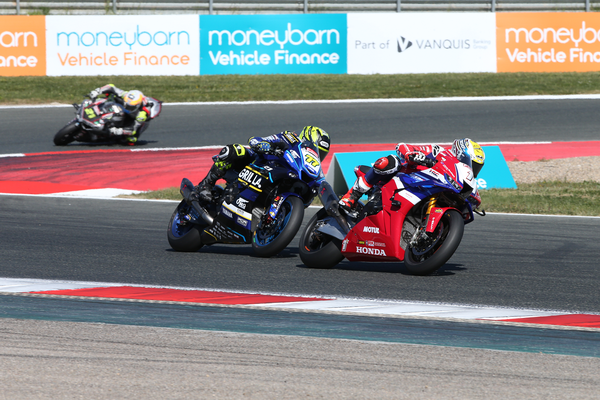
xmin=508 ymin=157 xmax=600 ymax=184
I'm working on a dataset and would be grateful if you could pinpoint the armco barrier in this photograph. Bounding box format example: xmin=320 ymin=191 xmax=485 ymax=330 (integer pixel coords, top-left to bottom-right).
xmin=1 ymin=0 xmax=599 ymax=15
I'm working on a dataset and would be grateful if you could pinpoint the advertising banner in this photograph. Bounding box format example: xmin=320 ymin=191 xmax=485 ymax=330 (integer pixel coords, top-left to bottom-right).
xmin=199 ymin=14 xmax=347 ymax=75
xmin=0 ymin=16 xmax=46 ymax=76
xmin=325 ymin=146 xmax=515 ymax=195
xmin=46 ymin=15 xmax=199 ymax=76
xmin=347 ymin=13 xmax=496 ymax=74
xmin=497 ymin=13 xmax=600 ymax=72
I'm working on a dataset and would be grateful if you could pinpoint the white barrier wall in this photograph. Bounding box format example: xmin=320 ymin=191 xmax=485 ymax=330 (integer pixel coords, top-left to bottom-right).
xmin=45 ymin=16 xmax=200 ymax=76
xmin=347 ymin=13 xmax=497 ymax=74
xmin=5 ymin=13 xmax=600 ymax=77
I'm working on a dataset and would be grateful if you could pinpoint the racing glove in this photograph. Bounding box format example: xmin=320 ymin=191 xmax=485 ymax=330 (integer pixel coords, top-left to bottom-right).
xmin=89 ymin=88 xmax=100 ymax=100
xmin=109 ymin=127 xmax=124 ymax=136
xmin=407 ymin=151 xmax=435 ymax=168
xmin=255 ymin=141 xmax=271 ymax=153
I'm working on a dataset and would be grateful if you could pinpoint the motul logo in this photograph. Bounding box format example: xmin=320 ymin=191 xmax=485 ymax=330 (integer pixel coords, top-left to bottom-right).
xmin=356 ymin=247 xmax=387 ymax=256
xmin=363 ymin=226 xmax=380 ymax=233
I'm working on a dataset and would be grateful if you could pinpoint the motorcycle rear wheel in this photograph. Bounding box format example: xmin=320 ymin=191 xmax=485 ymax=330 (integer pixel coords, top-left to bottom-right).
xmin=404 ymin=210 xmax=464 ymax=276
xmin=298 ymin=208 xmax=344 ymax=269
xmin=167 ymin=200 xmax=205 ymax=252
xmin=252 ymin=196 xmax=304 ymax=258
xmin=53 ymin=121 xmax=79 ymax=146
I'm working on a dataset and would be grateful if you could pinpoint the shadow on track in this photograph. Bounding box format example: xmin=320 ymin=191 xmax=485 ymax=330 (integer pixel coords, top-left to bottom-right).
xmin=294 ymin=262 xmax=467 ymax=276
xmin=164 ymin=245 xmax=300 ymax=259
xmin=54 ymin=140 xmax=158 ymax=148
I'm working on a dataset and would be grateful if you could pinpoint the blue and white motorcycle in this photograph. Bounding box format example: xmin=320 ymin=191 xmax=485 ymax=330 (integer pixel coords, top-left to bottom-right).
xmin=168 ymin=139 xmax=325 ymax=257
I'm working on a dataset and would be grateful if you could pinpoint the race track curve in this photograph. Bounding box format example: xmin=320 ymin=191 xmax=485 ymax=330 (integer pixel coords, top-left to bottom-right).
xmin=1 ymin=97 xmax=600 ymax=313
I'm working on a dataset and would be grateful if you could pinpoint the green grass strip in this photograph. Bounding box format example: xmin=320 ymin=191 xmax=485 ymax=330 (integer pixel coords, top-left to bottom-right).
xmin=3 ymin=72 xmax=600 ymax=104
xmin=480 ymin=181 xmax=600 ymax=216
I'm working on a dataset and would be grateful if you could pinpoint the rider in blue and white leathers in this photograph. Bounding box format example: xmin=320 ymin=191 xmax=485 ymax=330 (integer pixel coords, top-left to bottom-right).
xmin=195 ymin=126 xmax=331 ymax=202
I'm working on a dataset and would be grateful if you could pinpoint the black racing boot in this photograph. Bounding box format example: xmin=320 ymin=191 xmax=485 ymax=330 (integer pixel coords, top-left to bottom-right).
xmin=195 ymin=164 xmax=224 ymax=202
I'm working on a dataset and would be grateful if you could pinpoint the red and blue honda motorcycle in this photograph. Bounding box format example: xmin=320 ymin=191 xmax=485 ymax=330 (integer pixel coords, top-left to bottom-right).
xmin=299 ymin=147 xmax=485 ymax=275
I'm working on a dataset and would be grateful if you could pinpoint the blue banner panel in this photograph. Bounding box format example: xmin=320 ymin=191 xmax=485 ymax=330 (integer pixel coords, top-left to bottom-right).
xmin=199 ymin=14 xmax=347 ymax=75
xmin=326 ymin=145 xmax=516 ymax=194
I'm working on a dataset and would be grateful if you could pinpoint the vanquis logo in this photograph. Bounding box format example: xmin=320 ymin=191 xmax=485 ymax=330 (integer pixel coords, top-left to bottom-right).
xmin=396 ymin=35 xmax=471 ymax=53
xmin=397 ymin=36 xmax=412 ymax=53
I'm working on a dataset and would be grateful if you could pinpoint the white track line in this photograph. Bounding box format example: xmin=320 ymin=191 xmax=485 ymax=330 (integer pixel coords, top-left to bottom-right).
xmin=3 ymin=93 xmax=600 ymax=109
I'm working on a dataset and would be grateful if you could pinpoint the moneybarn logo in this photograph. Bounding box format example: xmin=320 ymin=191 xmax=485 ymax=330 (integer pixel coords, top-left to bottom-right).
xmin=497 ymin=13 xmax=600 ymax=72
xmin=0 ymin=16 xmax=46 ymax=76
xmin=200 ymin=14 xmax=347 ymax=75
xmin=46 ymin=15 xmax=199 ymax=76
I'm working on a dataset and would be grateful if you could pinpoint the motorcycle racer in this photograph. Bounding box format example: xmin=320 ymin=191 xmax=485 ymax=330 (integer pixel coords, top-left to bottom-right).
xmin=339 ymin=138 xmax=485 ymax=211
xmin=88 ymin=84 xmax=159 ymax=145
xmin=195 ymin=126 xmax=331 ymax=202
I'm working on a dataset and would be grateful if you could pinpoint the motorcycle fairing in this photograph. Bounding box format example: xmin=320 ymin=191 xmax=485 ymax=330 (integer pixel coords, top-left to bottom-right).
xmin=341 ymin=212 xmax=400 ymax=262
xmin=279 ymin=141 xmax=323 ymax=182
xmin=342 ymin=178 xmax=415 ymax=262
xmin=80 ymin=99 xmax=126 ymax=131
xmin=201 ymin=219 xmax=246 ymax=245
xmin=238 ymin=165 xmax=268 ymax=193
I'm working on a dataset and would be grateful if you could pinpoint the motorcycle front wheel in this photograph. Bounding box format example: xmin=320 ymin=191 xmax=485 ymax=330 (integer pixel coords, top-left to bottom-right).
xmin=403 ymin=210 xmax=464 ymax=276
xmin=298 ymin=208 xmax=344 ymax=269
xmin=53 ymin=121 xmax=79 ymax=146
xmin=252 ymin=196 xmax=304 ymax=258
xmin=167 ymin=200 xmax=205 ymax=252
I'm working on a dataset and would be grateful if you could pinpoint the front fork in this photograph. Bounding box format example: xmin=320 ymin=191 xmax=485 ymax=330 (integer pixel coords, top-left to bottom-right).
xmin=409 ymin=195 xmax=439 ymax=247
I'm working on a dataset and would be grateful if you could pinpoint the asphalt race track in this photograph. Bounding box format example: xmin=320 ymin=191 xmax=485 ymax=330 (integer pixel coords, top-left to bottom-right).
xmin=2 ymin=99 xmax=600 ymax=398
xmin=2 ymin=195 xmax=600 ymax=312
xmin=3 ymin=96 xmax=600 ymax=154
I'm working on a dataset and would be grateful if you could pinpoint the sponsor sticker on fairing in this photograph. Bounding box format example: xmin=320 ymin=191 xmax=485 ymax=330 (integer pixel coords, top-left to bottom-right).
xmin=363 ymin=226 xmax=380 ymax=234
xmin=356 ymin=246 xmax=387 ymax=256
xmin=222 ymin=207 xmax=233 ymax=219
xmin=236 ymin=216 xmax=249 ymax=228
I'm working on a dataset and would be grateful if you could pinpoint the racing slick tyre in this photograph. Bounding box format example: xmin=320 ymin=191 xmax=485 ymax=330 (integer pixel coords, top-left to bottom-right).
xmin=53 ymin=121 xmax=79 ymax=146
xmin=167 ymin=200 xmax=205 ymax=252
xmin=404 ymin=210 xmax=464 ymax=276
xmin=252 ymin=196 xmax=304 ymax=258
xmin=298 ymin=208 xmax=344 ymax=269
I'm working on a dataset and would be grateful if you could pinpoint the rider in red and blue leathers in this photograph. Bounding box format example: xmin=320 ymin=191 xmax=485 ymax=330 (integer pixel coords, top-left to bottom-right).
xmin=339 ymin=139 xmax=485 ymax=210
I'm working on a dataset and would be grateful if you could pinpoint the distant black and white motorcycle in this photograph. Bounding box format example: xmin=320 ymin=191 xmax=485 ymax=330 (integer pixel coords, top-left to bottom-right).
xmin=53 ymin=95 xmax=161 ymax=146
